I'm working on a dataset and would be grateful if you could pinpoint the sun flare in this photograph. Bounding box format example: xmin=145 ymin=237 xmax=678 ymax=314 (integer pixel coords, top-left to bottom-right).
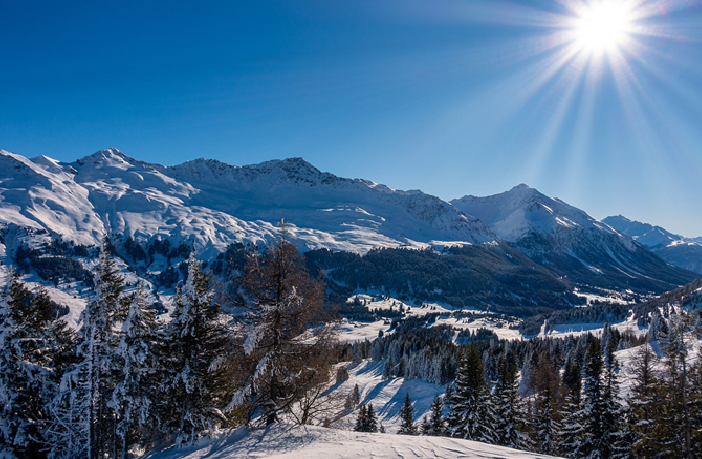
xmin=573 ymin=1 xmax=633 ymax=55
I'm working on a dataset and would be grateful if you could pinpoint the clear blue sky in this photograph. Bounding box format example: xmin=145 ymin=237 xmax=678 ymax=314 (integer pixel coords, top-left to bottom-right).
xmin=2 ymin=0 xmax=701 ymax=236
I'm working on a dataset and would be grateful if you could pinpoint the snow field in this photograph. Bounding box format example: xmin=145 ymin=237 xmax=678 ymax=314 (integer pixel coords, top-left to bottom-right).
xmin=146 ymin=424 xmax=562 ymax=459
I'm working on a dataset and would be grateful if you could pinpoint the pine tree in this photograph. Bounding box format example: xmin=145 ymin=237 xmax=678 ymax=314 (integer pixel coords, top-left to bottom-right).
xmin=226 ymin=229 xmax=337 ymax=425
xmin=47 ymin=247 xmax=127 ymax=459
xmin=0 ymin=275 xmax=75 ymax=459
xmin=354 ymin=405 xmax=367 ymax=432
xmin=493 ymin=355 xmax=530 ymax=450
xmin=629 ymin=341 xmax=663 ymax=458
xmin=445 ymin=345 xmax=495 ymax=443
xmin=365 ymin=403 xmax=379 ymax=433
xmin=600 ymin=339 xmax=630 ymax=458
xmin=162 ymin=256 xmax=233 ymax=445
xmin=427 ymin=396 xmax=445 ymax=436
xmin=655 ymin=313 xmax=699 ymax=459
xmin=420 ymin=416 xmax=431 ymax=435
xmin=559 ymin=358 xmax=584 ymax=457
xmin=575 ymin=336 xmax=627 ymax=459
xmin=398 ymin=393 xmax=418 ymax=435
xmin=111 ymin=285 xmax=162 ymax=458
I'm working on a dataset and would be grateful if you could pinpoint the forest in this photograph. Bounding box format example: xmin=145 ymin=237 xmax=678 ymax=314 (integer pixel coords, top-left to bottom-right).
xmin=1 ymin=240 xmax=701 ymax=459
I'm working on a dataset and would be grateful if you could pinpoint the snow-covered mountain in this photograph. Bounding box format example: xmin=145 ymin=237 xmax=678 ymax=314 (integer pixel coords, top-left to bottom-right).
xmin=603 ymin=215 xmax=702 ymax=275
xmin=0 ymin=148 xmax=696 ymax=315
xmin=451 ymin=185 xmax=696 ymax=292
xmin=0 ymin=148 xmax=495 ymax=257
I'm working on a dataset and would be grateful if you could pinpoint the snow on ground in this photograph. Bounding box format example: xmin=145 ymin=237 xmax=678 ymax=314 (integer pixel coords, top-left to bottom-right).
xmin=146 ymin=424 xmax=561 ymax=459
xmin=538 ymin=313 xmax=647 ymax=339
xmin=572 ymin=287 xmax=634 ymax=305
xmin=338 ymin=319 xmax=390 ymax=343
xmin=434 ymin=316 xmax=522 ymax=341
xmin=341 ymin=294 xmax=522 ymax=343
xmin=334 ymin=360 xmax=445 ymax=433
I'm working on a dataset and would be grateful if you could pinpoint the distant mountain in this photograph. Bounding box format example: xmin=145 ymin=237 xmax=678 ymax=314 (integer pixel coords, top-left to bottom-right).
xmin=0 ymin=148 xmax=495 ymax=257
xmin=451 ymin=185 xmax=696 ymax=292
xmin=603 ymin=215 xmax=702 ymax=275
xmin=0 ymin=149 xmax=696 ymax=319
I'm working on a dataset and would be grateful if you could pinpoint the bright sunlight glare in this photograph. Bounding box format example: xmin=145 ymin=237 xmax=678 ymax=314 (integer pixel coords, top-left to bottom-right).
xmin=574 ymin=1 xmax=633 ymax=54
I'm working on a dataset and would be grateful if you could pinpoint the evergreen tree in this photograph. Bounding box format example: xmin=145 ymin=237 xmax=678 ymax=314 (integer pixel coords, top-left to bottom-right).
xmin=445 ymin=345 xmax=495 ymax=443
xmin=600 ymin=338 xmax=630 ymax=458
xmin=493 ymin=355 xmax=530 ymax=450
xmin=354 ymin=405 xmax=367 ymax=432
xmin=398 ymin=393 xmax=418 ymax=435
xmin=420 ymin=416 xmax=431 ymax=435
xmin=559 ymin=358 xmax=584 ymax=457
xmin=48 ymin=247 xmax=128 ymax=459
xmin=576 ymin=336 xmax=619 ymax=459
xmin=427 ymin=396 xmax=445 ymax=436
xmin=656 ymin=313 xmax=699 ymax=459
xmin=0 ymin=275 xmax=75 ymax=459
xmin=162 ymin=256 xmax=233 ymax=445
xmin=365 ymin=403 xmax=379 ymax=433
xmin=629 ymin=341 xmax=663 ymax=458
xmin=111 ymin=285 xmax=162 ymax=458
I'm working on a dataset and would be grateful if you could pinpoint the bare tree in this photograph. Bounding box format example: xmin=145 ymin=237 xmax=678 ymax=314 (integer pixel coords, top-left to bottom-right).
xmin=225 ymin=226 xmax=338 ymax=425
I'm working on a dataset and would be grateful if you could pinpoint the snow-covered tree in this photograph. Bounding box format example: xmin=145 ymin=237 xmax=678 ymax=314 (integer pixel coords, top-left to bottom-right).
xmin=493 ymin=355 xmax=530 ymax=450
xmin=0 ymin=275 xmax=75 ymax=459
xmin=162 ymin=256 xmax=233 ymax=445
xmin=48 ymin=246 xmax=127 ymax=459
xmin=445 ymin=344 xmax=495 ymax=443
xmin=227 ymin=230 xmax=337 ymax=425
xmin=111 ymin=285 xmax=162 ymax=458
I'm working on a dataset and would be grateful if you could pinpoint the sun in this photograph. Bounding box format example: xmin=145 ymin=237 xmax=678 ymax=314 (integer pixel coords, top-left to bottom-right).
xmin=572 ymin=1 xmax=634 ymax=55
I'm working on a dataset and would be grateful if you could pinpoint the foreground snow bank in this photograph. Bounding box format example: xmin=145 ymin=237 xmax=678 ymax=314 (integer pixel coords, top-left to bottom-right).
xmin=146 ymin=424 xmax=561 ymax=459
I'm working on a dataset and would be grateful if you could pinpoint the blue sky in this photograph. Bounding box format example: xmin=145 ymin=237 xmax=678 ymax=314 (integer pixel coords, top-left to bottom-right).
xmin=1 ymin=0 xmax=701 ymax=236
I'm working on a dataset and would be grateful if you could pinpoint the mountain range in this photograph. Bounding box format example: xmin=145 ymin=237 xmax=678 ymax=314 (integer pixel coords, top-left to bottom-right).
xmin=0 ymin=148 xmax=698 ymax=317
xmin=603 ymin=215 xmax=702 ymax=275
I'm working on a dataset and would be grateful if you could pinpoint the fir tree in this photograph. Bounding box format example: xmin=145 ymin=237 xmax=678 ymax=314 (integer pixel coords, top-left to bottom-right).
xmin=162 ymin=256 xmax=233 ymax=445
xmin=354 ymin=405 xmax=367 ymax=432
xmin=600 ymin=338 xmax=630 ymax=458
xmin=427 ymin=396 xmax=445 ymax=436
xmin=0 ymin=276 xmax=75 ymax=459
xmin=50 ymin=247 xmax=128 ymax=459
xmin=445 ymin=345 xmax=495 ymax=443
xmin=493 ymin=355 xmax=530 ymax=451
xmin=629 ymin=341 xmax=663 ymax=458
xmin=111 ymin=285 xmax=162 ymax=458
xmin=365 ymin=403 xmax=379 ymax=433
xmin=398 ymin=393 xmax=418 ymax=435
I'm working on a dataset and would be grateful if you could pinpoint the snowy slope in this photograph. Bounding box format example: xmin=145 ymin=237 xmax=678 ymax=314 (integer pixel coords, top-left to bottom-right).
xmin=146 ymin=424 xmax=561 ymax=459
xmin=0 ymin=148 xmax=496 ymax=257
xmin=451 ymin=185 xmax=696 ymax=292
xmin=451 ymin=184 xmax=617 ymax=244
xmin=604 ymin=215 xmax=702 ymax=274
